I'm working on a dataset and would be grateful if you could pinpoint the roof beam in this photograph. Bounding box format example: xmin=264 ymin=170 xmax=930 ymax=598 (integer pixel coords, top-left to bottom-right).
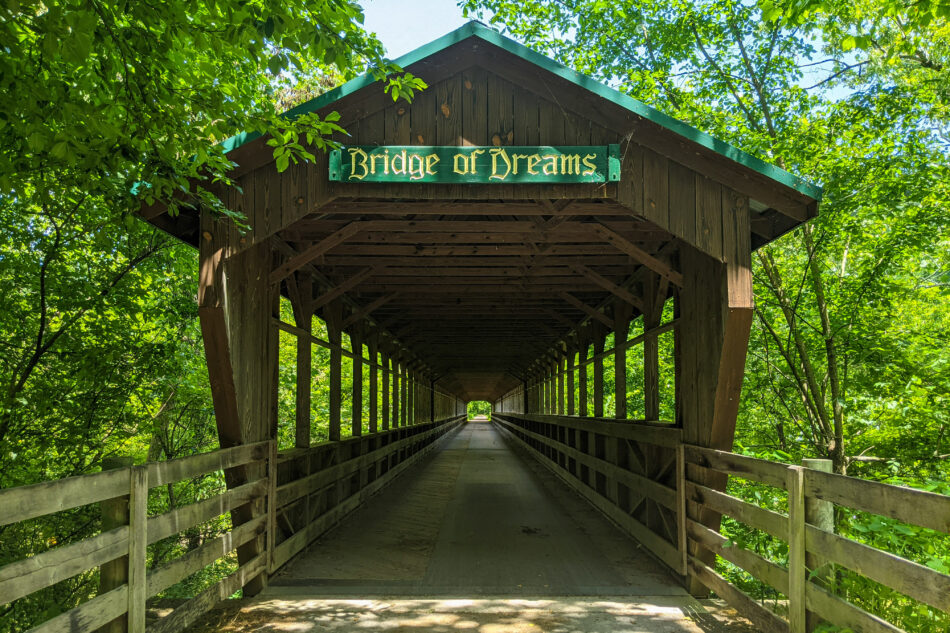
xmin=270 ymin=221 xmax=363 ymax=284
xmin=558 ymin=292 xmax=614 ymax=328
xmin=310 ymin=266 xmax=378 ymax=313
xmin=590 ymin=222 xmax=684 ymax=287
xmin=341 ymin=293 xmax=398 ymax=329
xmin=570 ymin=264 xmax=645 ymax=313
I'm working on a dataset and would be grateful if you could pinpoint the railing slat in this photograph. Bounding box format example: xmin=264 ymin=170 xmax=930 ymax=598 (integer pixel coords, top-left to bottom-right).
xmin=146 ymin=479 xmax=268 ymax=546
xmin=687 ymin=519 xmax=789 ymax=594
xmin=0 ymin=469 xmax=130 ymax=527
xmin=805 ymin=469 xmax=950 ymax=534
xmin=0 ymin=526 xmax=129 ymax=606
xmin=685 ymin=481 xmax=788 ymax=540
xmin=806 ymin=524 xmax=950 ymax=612
xmin=146 ymin=515 xmax=266 ymax=598
xmin=26 ymin=585 xmax=128 ymax=633
xmin=146 ymin=441 xmax=270 ymax=488
xmin=499 ymin=412 xmax=682 ymax=447
xmin=684 ymin=446 xmax=788 ymax=489
xmin=145 ymin=554 xmax=265 ymax=633
xmin=687 ymin=556 xmax=789 ymax=633
xmin=805 ymin=582 xmax=904 ymax=633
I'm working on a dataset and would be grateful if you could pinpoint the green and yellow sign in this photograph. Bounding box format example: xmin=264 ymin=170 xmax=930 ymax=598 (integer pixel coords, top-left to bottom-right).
xmin=329 ymin=145 xmax=620 ymax=184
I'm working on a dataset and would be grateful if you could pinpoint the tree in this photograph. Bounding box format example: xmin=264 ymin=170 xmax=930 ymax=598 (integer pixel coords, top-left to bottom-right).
xmin=462 ymin=0 xmax=950 ymax=474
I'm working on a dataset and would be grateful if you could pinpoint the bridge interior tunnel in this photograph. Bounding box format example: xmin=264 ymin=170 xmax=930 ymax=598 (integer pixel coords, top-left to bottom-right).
xmin=143 ymin=22 xmax=818 ymax=603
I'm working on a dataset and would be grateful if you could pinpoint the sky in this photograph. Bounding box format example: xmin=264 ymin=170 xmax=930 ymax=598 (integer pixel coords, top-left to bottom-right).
xmin=362 ymin=0 xmax=473 ymax=58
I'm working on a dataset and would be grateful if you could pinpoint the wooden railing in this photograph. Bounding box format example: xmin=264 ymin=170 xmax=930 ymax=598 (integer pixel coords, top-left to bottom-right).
xmin=0 ymin=415 xmax=464 ymax=633
xmin=686 ymin=446 xmax=950 ymax=633
xmin=494 ymin=413 xmax=950 ymax=633
xmin=493 ymin=413 xmax=687 ymax=574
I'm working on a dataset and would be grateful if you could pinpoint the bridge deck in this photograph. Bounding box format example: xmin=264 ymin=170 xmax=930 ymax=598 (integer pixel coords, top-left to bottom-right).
xmin=189 ymin=421 xmax=747 ymax=631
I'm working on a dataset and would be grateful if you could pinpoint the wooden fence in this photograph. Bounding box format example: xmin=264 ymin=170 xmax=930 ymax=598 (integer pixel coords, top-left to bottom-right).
xmin=0 ymin=415 xmax=464 ymax=633
xmin=494 ymin=413 xmax=950 ymax=633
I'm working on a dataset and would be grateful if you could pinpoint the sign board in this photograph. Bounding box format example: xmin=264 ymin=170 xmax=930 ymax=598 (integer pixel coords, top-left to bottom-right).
xmin=329 ymin=145 xmax=620 ymax=184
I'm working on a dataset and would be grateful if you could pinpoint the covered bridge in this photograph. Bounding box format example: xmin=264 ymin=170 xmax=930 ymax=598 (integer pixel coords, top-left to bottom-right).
xmin=4 ymin=21 xmax=947 ymax=633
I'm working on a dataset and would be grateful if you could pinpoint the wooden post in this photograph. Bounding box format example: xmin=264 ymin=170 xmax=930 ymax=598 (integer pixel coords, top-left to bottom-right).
xmin=382 ymin=351 xmax=390 ymax=431
xmin=326 ymin=300 xmax=343 ymax=442
xmin=351 ymin=329 xmax=363 ymax=437
xmin=578 ymin=341 xmax=588 ymax=417
xmin=368 ymin=335 xmax=378 ymax=434
xmin=566 ymin=346 xmax=575 ymax=416
xmin=292 ymin=276 xmax=313 ymax=448
xmin=676 ymin=443 xmax=687 ymax=575
xmin=391 ymin=353 xmax=400 ymax=428
xmin=99 ymin=457 xmax=133 ymax=633
xmin=614 ymin=304 xmax=632 ymax=420
xmin=127 ymin=466 xmax=147 ymax=633
xmin=803 ymin=458 xmax=834 ymax=632
xmin=644 ymin=276 xmax=663 ymax=421
xmin=267 ymin=440 xmax=278 ymax=574
xmin=557 ymin=351 xmax=565 ymax=415
xmin=787 ymin=465 xmax=806 ymax=633
xmin=593 ymin=337 xmax=605 ymax=418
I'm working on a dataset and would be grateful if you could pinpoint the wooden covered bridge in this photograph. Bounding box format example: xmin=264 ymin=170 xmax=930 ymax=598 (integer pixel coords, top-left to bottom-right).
xmin=3 ymin=21 xmax=949 ymax=633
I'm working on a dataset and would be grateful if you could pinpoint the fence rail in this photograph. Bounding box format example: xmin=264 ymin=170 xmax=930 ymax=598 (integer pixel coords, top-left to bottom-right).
xmin=0 ymin=415 xmax=464 ymax=633
xmin=495 ymin=413 xmax=950 ymax=633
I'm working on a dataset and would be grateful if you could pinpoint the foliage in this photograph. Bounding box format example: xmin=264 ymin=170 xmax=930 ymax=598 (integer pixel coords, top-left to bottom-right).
xmin=467 ymin=400 xmax=492 ymax=419
xmin=463 ymin=0 xmax=949 ymax=629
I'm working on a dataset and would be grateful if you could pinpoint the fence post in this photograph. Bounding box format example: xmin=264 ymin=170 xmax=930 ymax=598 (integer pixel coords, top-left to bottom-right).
xmin=676 ymin=443 xmax=687 ymax=576
xmin=787 ymin=465 xmax=806 ymax=633
xmin=802 ymin=458 xmax=834 ymax=632
xmin=99 ymin=456 xmax=133 ymax=633
xmin=267 ymin=440 xmax=278 ymax=575
xmin=127 ymin=466 xmax=148 ymax=633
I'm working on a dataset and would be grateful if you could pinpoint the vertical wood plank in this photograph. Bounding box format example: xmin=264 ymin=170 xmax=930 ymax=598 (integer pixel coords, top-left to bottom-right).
xmin=668 ymin=161 xmax=697 ymax=247
xmin=266 ymin=440 xmax=278 ymax=574
xmin=676 ymin=443 xmax=688 ymax=575
xmin=368 ymin=336 xmax=378 ymax=434
xmin=788 ymin=465 xmax=806 ymax=633
xmin=292 ymin=276 xmax=313 ymax=448
xmin=381 ymin=352 xmax=390 ymax=431
xmin=326 ymin=301 xmax=342 ymax=442
xmin=127 ymin=466 xmax=147 ymax=633
xmin=593 ymin=337 xmax=605 ymax=418
xmin=643 ymin=149 xmax=670 ymax=232
xmin=351 ymin=330 xmax=363 ymax=437
xmin=615 ymin=304 xmax=632 ymax=420
xmin=578 ymin=341 xmax=589 ymax=417
xmin=566 ymin=347 xmax=575 ymax=416
xmin=460 ymin=66 xmax=488 ymax=146
xmin=696 ymin=174 xmax=724 ymax=258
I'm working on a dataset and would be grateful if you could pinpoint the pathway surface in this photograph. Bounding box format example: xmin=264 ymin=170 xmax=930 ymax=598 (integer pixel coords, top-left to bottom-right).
xmin=189 ymin=421 xmax=750 ymax=632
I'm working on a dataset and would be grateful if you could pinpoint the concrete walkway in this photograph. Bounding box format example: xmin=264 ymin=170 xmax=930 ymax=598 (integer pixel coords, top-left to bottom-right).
xmin=189 ymin=421 xmax=749 ymax=632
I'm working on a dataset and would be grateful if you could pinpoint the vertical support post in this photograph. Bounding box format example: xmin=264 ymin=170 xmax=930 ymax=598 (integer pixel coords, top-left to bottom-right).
xmin=557 ymin=351 xmax=565 ymax=415
xmin=566 ymin=346 xmax=575 ymax=416
xmin=614 ymin=304 xmax=632 ymax=420
xmin=593 ymin=337 xmax=605 ymax=418
xmin=368 ymin=336 xmax=378 ymax=434
xmin=351 ymin=329 xmax=363 ymax=437
xmin=644 ymin=276 xmax=664 ymax=421
xmin=803 ymin=458 xmax=833 ymax=632
xmin=99 ymin=456 xmax=133 ymax=633
xmin=788 ymin=465 xmax=806 ymax=633
xmin=430 ymin=379 xmax=436 ymax=423
xmin=291 ymin=275 xmax=313 ymax=448
xmin=382 ymin=351 xmax=390 ymax=431
xmin=391 ymin=354 xmax=400 ymax=428
xmin=326 ymin=300 xmax=342 ymax=442
xmin=266 ymin=440 xmax=278 ymax=574
xmin=578 ymin=342 xmax=588 ymax=417
xmin=676 ymin=443 xmax=687 ymax=575
xmin=127 ymin=465 xmax=147 ymax=633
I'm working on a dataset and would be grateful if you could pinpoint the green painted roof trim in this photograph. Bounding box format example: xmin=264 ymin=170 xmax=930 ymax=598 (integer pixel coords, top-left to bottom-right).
xmin=222 ymin=21 xmax=822 ymax=201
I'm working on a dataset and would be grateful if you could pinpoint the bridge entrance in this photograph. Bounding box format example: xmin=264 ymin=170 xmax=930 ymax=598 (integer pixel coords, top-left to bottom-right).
xmin=141 ymin=19 xmax=820 ymax=633
xmin=3 ymin=21 xmax=944 ymax=633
